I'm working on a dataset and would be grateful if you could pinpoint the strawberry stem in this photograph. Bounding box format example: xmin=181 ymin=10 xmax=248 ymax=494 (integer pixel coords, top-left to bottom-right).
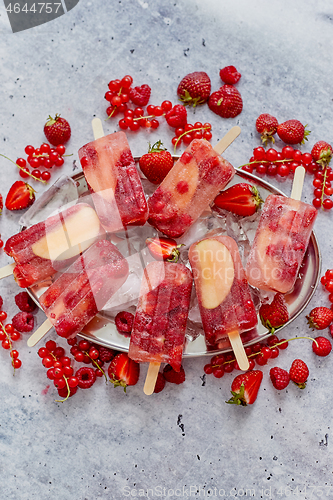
xmin=0 ymin=154 xmax=47 ymax=184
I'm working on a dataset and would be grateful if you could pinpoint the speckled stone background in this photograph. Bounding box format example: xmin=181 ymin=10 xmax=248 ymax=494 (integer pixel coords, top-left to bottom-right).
xmin=0 ymin=1 xmax=333 ymax=499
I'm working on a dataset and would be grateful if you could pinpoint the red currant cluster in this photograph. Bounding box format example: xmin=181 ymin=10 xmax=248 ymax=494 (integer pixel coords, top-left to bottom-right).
xmin=172 ymin=122 xmax=212 ymax=149
xmin=15 ymin=143 xmax=68 ymax=183
xmin=312 ymin=167 xmax=333 ymax=210
xmin=0 ymin=303 xmax=22 ymax=372
xmin=321 ymin=269 xmax=333 ymax=310
xmin=204 ymin=335 xmax=289 ymax=378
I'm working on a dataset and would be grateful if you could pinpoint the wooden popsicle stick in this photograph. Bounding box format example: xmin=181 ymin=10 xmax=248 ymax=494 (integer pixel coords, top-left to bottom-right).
xmin=0 ymin=262 xmax=15 ymax=279
xmin=27 ymin=318 xmax=53 ymax=347
xmin=92 ymin=118 xmax=104 ymax=140
xmin=144 ymin=362 xmax=161 ymax=395
xmin=213 ymin=126 xmax=241 ymax=155
xmin=228 ymin=330 xmax=250 ymax=371
xmin=290 ymin=165 xmax=306 ymax=201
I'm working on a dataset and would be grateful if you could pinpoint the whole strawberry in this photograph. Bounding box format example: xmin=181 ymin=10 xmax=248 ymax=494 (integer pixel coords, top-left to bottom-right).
xmin=44 ymin=114 xmax=71 ymax=146
xmin=165 ymin=104 xmax=187 ymax=128
xmin=276 ymin=119 xmax=310 ymax=145
xmin=311 ymin=141 xmax=333 ymax=167
xmin=139 ymin=141 xmax=174 ymax=184
xmin=269 ymin=367 xmax=290 ymax=390
xmin=219 ymin=65 xmax=241 ymax=85
xmin=312 ymin=336 xmax=332 ymax=357
xmin=129 ymin=84 xmax=151 ymax=106
xmin=177 ymin=71 xmax=211 ymax=107
xmin=208 ymin=84 xmax=243 ymax=118
xmin=255 ymin=113 xmax=279 ymax=145
xmin=289 ymin=359 xmax=309 ymax=389
xmin=0 ymin=193 xmax=3 ymax=214
xmin=259 ymin=293 xmax=289 ymax=333
xmin=307 ymin=307 xmax=333 ymax=330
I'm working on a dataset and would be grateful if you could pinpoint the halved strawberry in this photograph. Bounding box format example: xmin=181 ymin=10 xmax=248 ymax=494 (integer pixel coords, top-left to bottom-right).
xmin=226 ymin=370 xmax=263 ymax=406
xmin=108 ymin=353 xmax=140 ymax=391
xmin=146 ymin=237 xmax=184 ymax=263
xmin=213 ymin=183 xmax=263 ymax=216
xmin=5 ymin=181 xmax=35 ymax=210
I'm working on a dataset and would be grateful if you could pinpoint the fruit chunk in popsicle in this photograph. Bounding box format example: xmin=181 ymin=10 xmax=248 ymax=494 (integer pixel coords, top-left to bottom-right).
xmin=78 ymin=131 xmax=148 ymax=232
xmin=147 ymin=138 xmax=235 ymax=238
xmin=245 ymin=194 xmax=317 ymax=294
xmin=188 ymin=235 xmax=257 ymax=348
xmin=4 ymin=203 xmax=103 ymax=288
xmin=39 ymin=239 xmax=129 ymax=339
xmin=128 ymin=261 xmax=193 ymax=372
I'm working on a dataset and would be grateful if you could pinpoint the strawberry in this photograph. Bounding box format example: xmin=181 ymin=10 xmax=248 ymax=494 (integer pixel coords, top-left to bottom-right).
xmin=129 ymin=84 xmax=151 ymax=106
xmin=108 ymin=353 xmax=140 ymax=391
xmin=219 ymin=65 xmax=241 ymax=85
xmin=213 ymin=183 xmax=263 ymax=216
xmin=154 ymin=372 xmax=166 ymax=393
xmin=177 ymin=71 xmax=211 ymax=107
xmin=255 ymin=113 xmax=279 ymax=145
xmin=259 ymin=293 xmax=289 ymax=333
xmin=276 ymin=119 xmax=310 ymax=145
xmin=289 ymin=359 xmax=309 ymax=389
xmin=226 ymin=370 xmax=263 ymax=406
xmin=0 ymin=193 xmax=3 ymax=214
xmin=208 ymin=84 xmax=243 ymax=118
xmin=44 ymin=114 xmax=71 ymax=146
xmin=269 ymin=367 xmax=290 ymax=390
xmin=165 ymin=104 xmax=187 ymax=128
xmin=306 ymin=307 xmax=333 ymax=330
xmin=163 ymin=364 xmax=185 ymax=384
xmin=312 ymin=336 xmax=332 ymax=357
xmin=146 ymin=237 xmax=183 ymax=263
xmin=311 ymin=141 xmax=333 ymax=167
xmin=5 ymin=181 xmax=35 ymax=210
xmin=139 ymin=141 xmax=174 ymax=184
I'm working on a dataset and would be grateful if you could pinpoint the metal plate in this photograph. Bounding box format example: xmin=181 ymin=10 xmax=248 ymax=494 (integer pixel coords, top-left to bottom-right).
xmin=26 ymin=165 xmax=321 ymax=357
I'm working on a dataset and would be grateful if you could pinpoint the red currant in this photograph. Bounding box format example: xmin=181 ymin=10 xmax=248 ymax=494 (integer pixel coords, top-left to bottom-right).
xmin=266 ymin=148 xmax=278 ymax=162
xmin=41 ymin=171 xmax=51 ymax=181
xmin=25 ymin=145 xmax=35 ymax=155
xmin=253 ymin=147 xmax=266 ymax=161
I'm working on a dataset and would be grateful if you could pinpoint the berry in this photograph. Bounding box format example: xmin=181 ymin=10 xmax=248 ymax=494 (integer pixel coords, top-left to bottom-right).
xmin=255 ymin=113 xmax=278 ymax=145
xmin=259 ymin=293 xmax=289 ymax=333
xmin=108 ymin=353 xmax=140 ymax=390
xmin=208 ymin=84 xmax=243 ymax=118
xmin=177 ymin=71 xmax=211 ymax=107
xmin=5 ymin=181 xmax=35 ymax=210
xmin=277 ymin=120 xmax=310 ymax=145
xmin=139 ymin=141 xmax=174 ymax=184
xmin=154 ymin=372 xmax=166 ymax=393
xmin=311 ymin=141 xmax=333 ymax=167
xmin=146 ymin=236 xmax=183 ymax=263
xmin=98 ymin=346 xmax=115 ymax=363
xmin=115 ymin=311 xmax=134 ymax=336
xmin=129 ymin=84 xmax=151 ymax=106
xmin=213 ymin=183 xmax=263 ymax=216
xmin=219 ymin=65 xmax=241 ymax=85
xmin=165 ymin=104 xmax=187 ymax=128
xmin=44 ymin=114 xmax=71 ymax=146
xmin=163 ymin=364 xmax=186 ymax=384
xmin=11 ymin=312 xmax=34 ymax=332
xmin=269 ymin=367 xmax=290 ymax=390
xmin=312 ymin=336 xmax=332 ymax=357
xmin=75 ymin=367 xmax=96 ymax=389
xmin=14 ymin=291 xmax=37 ymax=312
xmin=306 ymin=307 xmax=333 ymax=330
xmin=289 ymin=359 xmax=309 ymax=389
xmin=226 ymin=370 xmax=263 ymax=406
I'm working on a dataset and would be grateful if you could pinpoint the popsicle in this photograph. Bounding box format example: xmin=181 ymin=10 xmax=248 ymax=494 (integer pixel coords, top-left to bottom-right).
xmin=3 ymin=203 xmax=103 ymax=287
xmin=246 ymin=167 xmax=317 ymax=293
xmin=147 ymin=128 xmax=240 ymax=238
xmin=188 ymin=235 xmax=258 ymax=370
xmin=78 ymin=125 xmax=148 ymax=232
xmin=28 ymin=239 xmax=129 ymax=346
xmin=128 ymin=261 xmax=193 ymax=395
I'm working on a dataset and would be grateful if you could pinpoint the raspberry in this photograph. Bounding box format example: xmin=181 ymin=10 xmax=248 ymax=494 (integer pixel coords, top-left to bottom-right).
xmin=98 ymin=346 xmax=115 ymax=363
xmin=154 ymin=372 xmax=166 ymax=393
xmin=163 ymin=364 xmax=185 ymax=384
xmin=15 ymin=291 xmax=37 ymax=312
xmin=269 ymin=367 xmax=290 ymax=390
xmin=129 ymin=84 xmax=151 ymax=106
xmin=219 ymin=65 xmax=241 ymax=84
xmin=312 ymin=336 xmax=332 ymax=357
xmin=12 ymin=312 xmax=34 ymax=332
xmin=75 ymin=367 xmax=96 ymax=389
xmin=115 ymin=311 xmax=134 ymax=336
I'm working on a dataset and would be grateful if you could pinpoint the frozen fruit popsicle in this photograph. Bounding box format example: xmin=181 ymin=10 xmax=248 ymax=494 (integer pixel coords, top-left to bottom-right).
xmin=189 ymin=235 xmax=258 ymax=370
xmin=35 ymin=239 xmax=129 ymax=341
xmin=245 ymin=194 xmax=317 ymax=293
xmin=147 ymin=129 xmax=239 ymax=238
xmin=3 ymin=203 xmax=103 ymax=288
xmin=128 ymin=261 xmax=193 ymax=393
xmin=78 ymin=129 xmax=148 ymax=232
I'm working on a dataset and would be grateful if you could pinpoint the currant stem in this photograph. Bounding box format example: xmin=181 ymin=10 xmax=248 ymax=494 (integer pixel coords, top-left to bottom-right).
xmin=84 ymin=350 xmax=108 ymax=383
xmin=54 ymin=375 xmax=71 ymax=403
xmin=320 ymin=166 xmax=328 ymax=209
xmin=0 ymin=154 xmax=46 ymax=184
xmin=239 ymin=158 xmax=294 ymax=169
xmin=173 ymin=126 xmax=211 ymax=153
xmin=0 ymin=320 xmax=15 ymax=375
